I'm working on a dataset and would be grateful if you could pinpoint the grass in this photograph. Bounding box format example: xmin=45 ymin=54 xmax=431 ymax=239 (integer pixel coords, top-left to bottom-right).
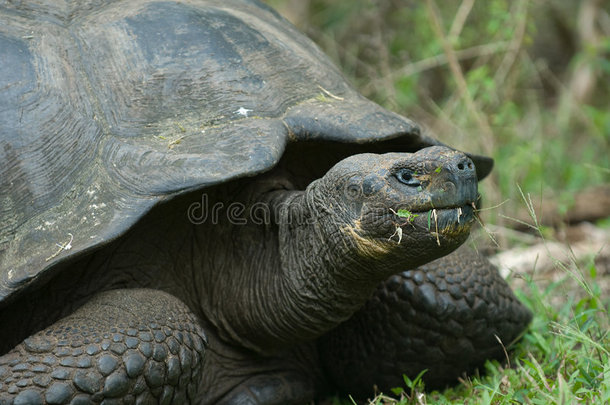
xmin=267 ymin=0 xmax=610 ymax=403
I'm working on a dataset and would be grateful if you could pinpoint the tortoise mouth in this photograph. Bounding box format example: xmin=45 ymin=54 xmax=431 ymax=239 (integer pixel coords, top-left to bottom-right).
xmin=412 ymin=203 xmax=475 ymax=230
xmin=350 ymin=202 xmax=475 ymax=262
xmin=392 ymin=201 xmax=476 ymax=235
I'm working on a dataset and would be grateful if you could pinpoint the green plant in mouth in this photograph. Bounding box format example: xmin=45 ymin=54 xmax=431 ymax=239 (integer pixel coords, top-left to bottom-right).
xmin=389 ymin=209 xmax=421 ymax=244
xmin=395 ymin=209 xmax=420 ymax=222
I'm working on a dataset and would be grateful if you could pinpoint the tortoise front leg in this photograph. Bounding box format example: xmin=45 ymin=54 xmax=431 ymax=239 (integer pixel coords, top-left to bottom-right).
xmin=318 ymin=244 xmax=532 ymax=398
xmin=0 ymin=289 xmax=207 ymax=404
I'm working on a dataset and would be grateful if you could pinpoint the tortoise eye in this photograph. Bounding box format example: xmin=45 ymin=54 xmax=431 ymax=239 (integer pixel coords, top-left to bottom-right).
xmin=395 ymin=168 xmax=421 ymax=187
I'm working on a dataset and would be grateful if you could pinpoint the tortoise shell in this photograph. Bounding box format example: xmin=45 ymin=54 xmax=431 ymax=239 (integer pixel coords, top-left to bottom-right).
xmin=0 ymin=0 xmax=491 ymax=304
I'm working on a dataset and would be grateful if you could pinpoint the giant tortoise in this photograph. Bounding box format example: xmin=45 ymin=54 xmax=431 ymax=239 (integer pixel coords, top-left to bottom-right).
xmin=0 ymin=0 xmax=532 ymax=403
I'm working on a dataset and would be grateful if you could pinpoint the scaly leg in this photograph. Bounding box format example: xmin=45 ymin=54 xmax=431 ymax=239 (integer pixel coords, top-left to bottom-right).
xmin=0 ymin=289 xmax=207 ymax=404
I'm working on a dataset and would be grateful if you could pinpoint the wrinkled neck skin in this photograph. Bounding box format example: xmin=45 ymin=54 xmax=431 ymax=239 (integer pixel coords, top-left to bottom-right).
xmin=194 ymin=178 xmax=413 ymax=355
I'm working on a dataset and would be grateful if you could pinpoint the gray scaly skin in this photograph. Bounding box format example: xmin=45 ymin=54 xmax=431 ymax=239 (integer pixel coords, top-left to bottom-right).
xmin=0 ymin=146 xmax=503 ymax=404
xmin=0 ymin=290 xmax=206 ymax=404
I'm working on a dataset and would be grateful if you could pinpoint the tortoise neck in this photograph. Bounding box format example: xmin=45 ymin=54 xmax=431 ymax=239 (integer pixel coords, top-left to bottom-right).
xmin=207 ymin=182 xmax=383 ymax=354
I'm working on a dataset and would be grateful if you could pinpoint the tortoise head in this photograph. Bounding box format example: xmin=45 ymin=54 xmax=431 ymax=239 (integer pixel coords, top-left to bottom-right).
xmin=311 ymin=146 xmax=479 ymax=276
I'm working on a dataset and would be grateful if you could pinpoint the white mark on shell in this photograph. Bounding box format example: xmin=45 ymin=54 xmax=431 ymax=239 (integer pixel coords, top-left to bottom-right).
xmin=235 ymin=107 xmax=252 ymax=117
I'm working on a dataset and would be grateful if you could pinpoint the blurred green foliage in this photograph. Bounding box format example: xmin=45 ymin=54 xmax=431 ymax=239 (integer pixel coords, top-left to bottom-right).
xmin=267 ymin=0 xmax=610 ymax=225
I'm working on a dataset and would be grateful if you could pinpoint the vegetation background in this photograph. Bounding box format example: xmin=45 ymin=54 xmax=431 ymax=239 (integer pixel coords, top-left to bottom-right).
xmin=266 ymin=0 xmax=610 ymax=403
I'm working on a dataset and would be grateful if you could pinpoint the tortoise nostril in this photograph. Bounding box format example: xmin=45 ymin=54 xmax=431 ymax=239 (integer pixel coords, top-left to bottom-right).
xmin=455 ymin=158 xmax=474 ymax=172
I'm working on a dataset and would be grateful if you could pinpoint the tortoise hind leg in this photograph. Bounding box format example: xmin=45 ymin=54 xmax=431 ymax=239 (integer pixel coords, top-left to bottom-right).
xmin=0 ymin=288 xmax=207 ymax=404
xmin=319 ymin=244 xmax=532 ymax=398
